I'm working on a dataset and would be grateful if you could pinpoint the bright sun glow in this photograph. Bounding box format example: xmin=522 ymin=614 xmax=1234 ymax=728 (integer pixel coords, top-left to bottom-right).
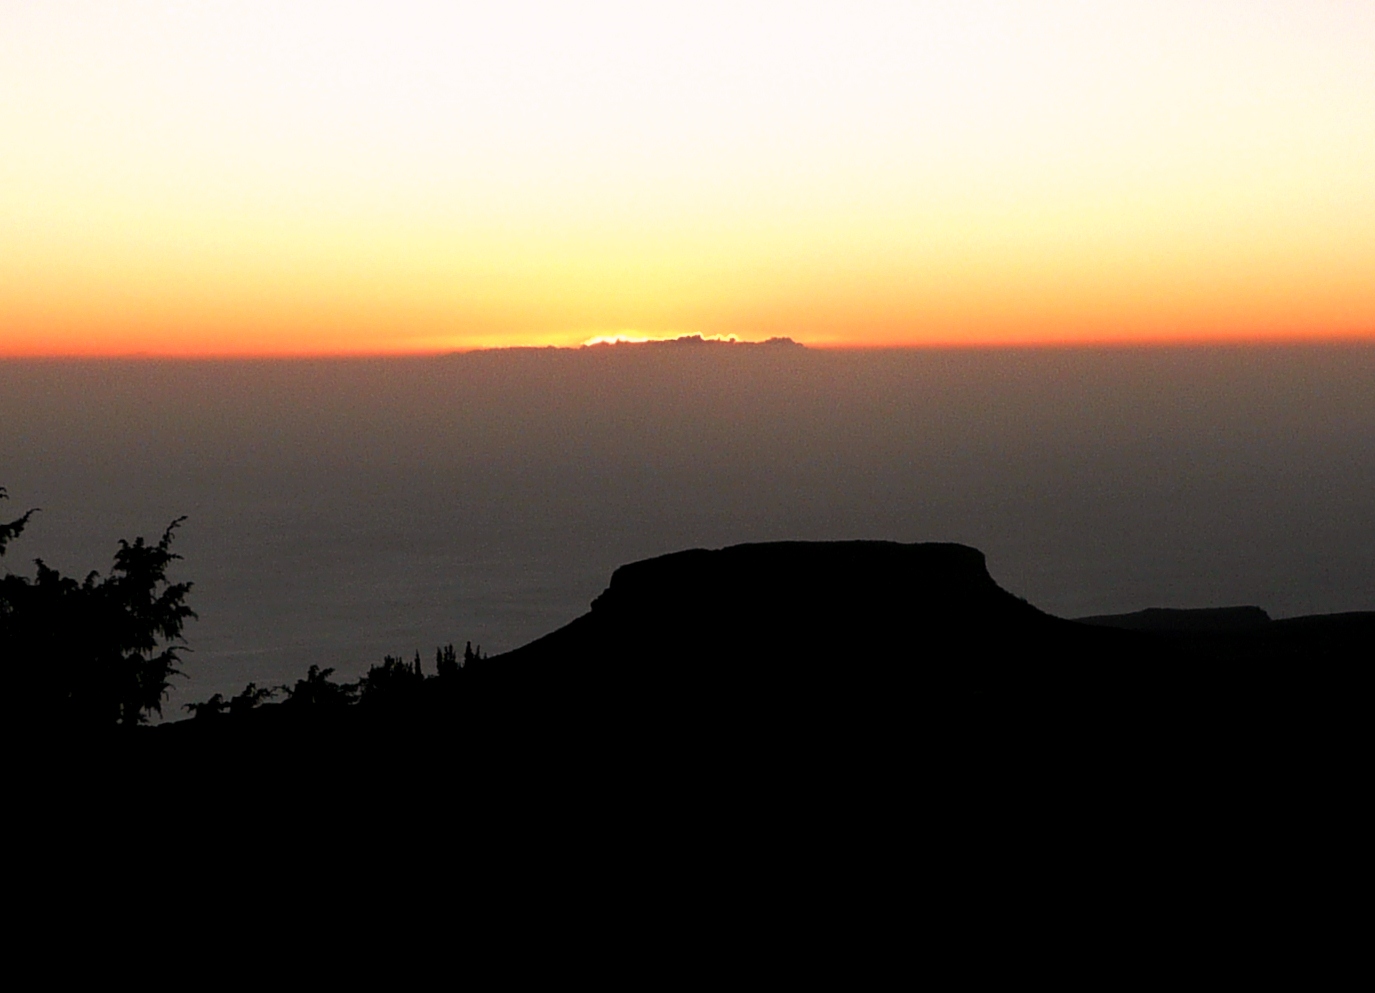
xmin=3 ymin=2 xmax=1374 ymax=355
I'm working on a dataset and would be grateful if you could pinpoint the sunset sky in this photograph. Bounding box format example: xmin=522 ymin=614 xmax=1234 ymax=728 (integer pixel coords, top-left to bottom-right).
xmin=3 ymin=1 xmax=1374 ymax=355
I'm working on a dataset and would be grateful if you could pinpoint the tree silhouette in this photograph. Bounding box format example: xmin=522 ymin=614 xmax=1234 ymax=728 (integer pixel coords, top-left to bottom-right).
xmin=0 ymin=487 xmax=37 ymax=558
xmin=436 ymin=643 xmax=459 ymax=678
xmin=0 ymin=488 xmax=195 ymax=729
xmin=358 ymin=652 xmax=426 ymax=706
xmin=99 ymin=520 xmax=197 ymax=724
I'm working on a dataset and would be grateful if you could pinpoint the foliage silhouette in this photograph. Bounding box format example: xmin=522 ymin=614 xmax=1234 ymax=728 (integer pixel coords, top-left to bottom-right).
xmin=184 ymin=640 xmax=486 ymax=722
xmin=185 ymin=693 xmax=228 ymax=720
xmin=0 ymin=487 xmax=38 ymax=558
xmin=1 ymin=488 xmax=195 ymax=728
xmin=282 ymin=665 xmax=358 ymax=709
xmin=186 ymin=682 xmax=279 ymax=720
xmin=229 ymin=681 xmax=277 ymax=716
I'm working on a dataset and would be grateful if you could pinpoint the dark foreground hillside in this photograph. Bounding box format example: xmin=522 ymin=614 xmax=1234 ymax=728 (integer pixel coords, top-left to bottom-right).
xmin=98 ymin=541 xmax=1368 ymax=792
xmin=21 ymin=539 xmax=1370 ymax=916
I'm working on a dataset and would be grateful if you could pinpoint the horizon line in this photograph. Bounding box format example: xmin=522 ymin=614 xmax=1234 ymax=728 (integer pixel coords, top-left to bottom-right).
xmin=4 ymin=330 xmax=1375 ymax=361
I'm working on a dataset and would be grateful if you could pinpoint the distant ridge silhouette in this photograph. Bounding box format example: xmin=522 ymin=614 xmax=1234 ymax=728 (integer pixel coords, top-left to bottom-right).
xmin=447 ymin=335 xmax=805 ymax=355
xmin=1079 ymin=606 xmax=1272 ymax=633
xmin=581 ymin=334 xmax=803 ymax=348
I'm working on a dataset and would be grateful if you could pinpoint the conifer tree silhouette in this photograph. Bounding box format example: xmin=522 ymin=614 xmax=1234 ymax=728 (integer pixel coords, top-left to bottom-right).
xmin=1 ymin=486 xmax=195 ymax=728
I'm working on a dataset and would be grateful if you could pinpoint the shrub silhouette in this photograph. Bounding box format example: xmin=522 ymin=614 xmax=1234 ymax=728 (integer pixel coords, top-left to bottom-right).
xmin=229 ymin=681 xmax=277 ymax=717
xmin=1 ymin=487 xmax=195 ymax=729
xmin=191 ymin=643 xmax=474 ymax=721
xmin=187 ymin=682 xmax=277 ymax=720
xmin=282 ymin=665 xmax=358 ymax=709
xmin=358 ymin=652 xmax=425 ymax=706
xmin=185 ymin=693 xmax=228 ymax=720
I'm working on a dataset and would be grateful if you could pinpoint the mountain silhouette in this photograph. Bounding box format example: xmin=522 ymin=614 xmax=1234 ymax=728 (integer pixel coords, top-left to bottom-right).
xmin=469 ymin=541 xmax=1107 ymax=714
xmin=470 ymin=540 xmax=1357 ymax=719
xmin=142 ymin=538 xmax=1369 ymax=744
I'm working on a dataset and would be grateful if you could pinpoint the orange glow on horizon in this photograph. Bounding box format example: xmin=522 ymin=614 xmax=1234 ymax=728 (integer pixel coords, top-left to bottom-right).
xmin=4 ymin=3 xmax=1374 ymax=358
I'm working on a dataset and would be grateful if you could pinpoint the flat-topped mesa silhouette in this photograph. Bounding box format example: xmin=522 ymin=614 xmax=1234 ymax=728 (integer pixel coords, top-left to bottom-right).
xmin=497 ymin=541 xmax=1048 ymax=660
xmin=1076 ymin=603 xmax=1372 ymax=661
xmin=469 ymin=541 xmax=1115 ymax=714
xmin=463 ymin=540 xmax=1371 ymax=726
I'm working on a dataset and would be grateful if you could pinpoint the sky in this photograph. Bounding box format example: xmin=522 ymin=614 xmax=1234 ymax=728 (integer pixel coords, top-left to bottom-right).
xmin=3 ymin=1 xmax=1374 ymax=356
